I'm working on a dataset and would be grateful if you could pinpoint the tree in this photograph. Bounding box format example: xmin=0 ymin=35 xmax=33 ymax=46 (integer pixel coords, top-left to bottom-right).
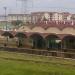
xmin=11 ymin=20 xmax=23 ymax=27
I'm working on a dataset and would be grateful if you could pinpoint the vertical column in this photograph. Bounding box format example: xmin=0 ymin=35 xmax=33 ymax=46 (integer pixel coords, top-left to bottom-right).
xmin=31 ymin=38 xmax=34 ymax=48
xmin=47 ymin=39 xmax=49 ymax=50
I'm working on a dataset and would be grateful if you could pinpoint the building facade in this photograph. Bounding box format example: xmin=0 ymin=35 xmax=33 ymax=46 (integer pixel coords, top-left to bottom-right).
xmin=0 ymin=12 xmax=75 ymax=50
xmin=8 ymin=14 xmax=31 ymax=23
xmin=0 ymin=11 xmax=75 ymax=58
xmin=0 ymin=12 xmax=75 ymax=23
xmin=31 ymin=12 xmax=74 ymax=23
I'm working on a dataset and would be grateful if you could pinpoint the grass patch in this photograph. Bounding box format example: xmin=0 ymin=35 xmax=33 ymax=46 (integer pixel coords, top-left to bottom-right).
xmin=0 ymin=51 xmax=75 ymax=75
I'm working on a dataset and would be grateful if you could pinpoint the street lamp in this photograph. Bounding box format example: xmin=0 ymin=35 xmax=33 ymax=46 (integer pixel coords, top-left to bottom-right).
xmin=3 ymin=7 xmax=8 ymax=47
xmin=4 ymin=7 xmax=7 ymax=31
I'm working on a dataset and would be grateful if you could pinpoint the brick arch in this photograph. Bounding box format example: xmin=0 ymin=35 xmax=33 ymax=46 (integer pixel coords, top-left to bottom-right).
xmin=45 ymin=34 xmax=61 ymax=39
xmin=62 ymin=27 xmax=75 ymax=35
xmin=29 ymin=33 xmax=46 ymax=49
xmin=45 ymin=34 xmax=61 ymax=50
xmin=46 ymin=27 xmax=61 ymax=34
xmin=31 ymin=26 xmax=45 ymax=33
xmin=62 ymin=35 xmax=75 ymax=49
xmin=29 ymin=32 xmax=45 ymax=38
xmin=62 ymin=34 xmax=75 ymax=40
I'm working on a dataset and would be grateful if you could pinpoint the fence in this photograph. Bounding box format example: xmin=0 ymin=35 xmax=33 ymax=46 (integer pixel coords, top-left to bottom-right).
xmin=0 ymin=46 xmax=75 ymax=59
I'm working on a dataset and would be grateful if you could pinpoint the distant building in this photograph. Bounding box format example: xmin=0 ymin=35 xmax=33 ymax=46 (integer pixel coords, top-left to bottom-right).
xmin=8 ymin=14 xmax=31 ymax=23
xmin=31 ymin=12 xmax=74 ymax=23
xmin=0 ymin=12 xmax=75 ymax=23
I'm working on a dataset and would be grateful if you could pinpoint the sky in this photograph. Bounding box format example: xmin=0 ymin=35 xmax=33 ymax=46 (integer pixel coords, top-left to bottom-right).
xmin=0 ymin=0 xmax=75 ymax=14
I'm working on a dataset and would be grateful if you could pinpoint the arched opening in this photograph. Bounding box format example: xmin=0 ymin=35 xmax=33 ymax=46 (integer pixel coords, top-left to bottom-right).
xmin=62 ymin=35 xmax=75 ymax=58
xmin=62 ymin=35 xmax=75 ymax=49
xmin=30 ymin=33 xmax=45 ymax=49
xmin=45 ymin=35 xmax=61 ymax=50
xmin=15 ymin=33 xmax=27 ymax=47
xmin=1 ymin=32 xmax=14 ymax=47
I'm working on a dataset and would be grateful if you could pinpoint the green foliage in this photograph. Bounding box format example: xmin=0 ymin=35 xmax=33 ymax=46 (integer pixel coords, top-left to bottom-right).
xmin=11 ymin=20 xmax=23 ymax=26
